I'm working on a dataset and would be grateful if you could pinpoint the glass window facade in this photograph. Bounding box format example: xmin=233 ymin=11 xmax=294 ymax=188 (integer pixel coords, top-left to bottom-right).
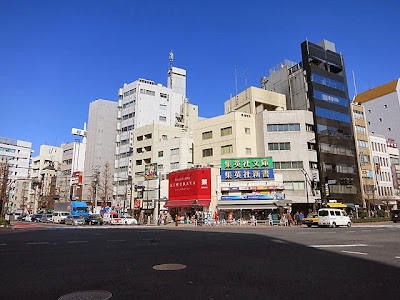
xmin=311 ymin=74 xmax=346 ymax=91
xmin=314 ymin=90 xmax=348 ymax=107
xmin=315 ymin=107 xmax=350 ymax=123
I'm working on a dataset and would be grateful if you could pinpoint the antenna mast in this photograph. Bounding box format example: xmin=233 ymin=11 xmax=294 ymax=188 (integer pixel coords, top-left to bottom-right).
xmin=235 ymin=66 xmax=238 ymax=105
xmin=169 ymin=50 xmax=174 ymax=69
xmin=352 ymin=70 xmax=358 ymax=100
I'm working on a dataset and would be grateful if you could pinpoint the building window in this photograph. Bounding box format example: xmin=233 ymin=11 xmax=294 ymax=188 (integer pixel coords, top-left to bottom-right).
xmin=246 ymin=148 xmax=251 ymax=155
xmin=314 ymin=90 xmax=348 ymax=107
xmin=159 ymin=116 xmax=167 ymax=122
xmin=353 ymin=110 xmax=364 ymax=120
xmin=221 ymin=145 xmax=233 ymax=155
xmin=309 ymin=162 xmax=318 ymax=169
xmin=244 ymin=127 xmax=251 ymax=134
xmin=160 ymin=93 xmax=169 ymax=99
xmin=357 ymin=140 xmax=368 ymax=149
xmin=267 ymin=123 xmax=300 ymax=132
xmin=311 ymin=73 xmax=346 ymax=91
xmin=355 ymin=125 xmax=366 ymax=135
xmin=268 ymin=142 xmax=290 ymax=151
xmin=315 ymin=107 xmax=351 ymax=123
xmin=202 ymin=148 xmax=213 ymax=157
xmin=136 ymin=160 xmax=142 ymax=166
xmin=140 ymin=89 xmax=155 ymax=96
xmin=170 ymin=148 xmax=179 ymax=155
xmin=160 ymin=104 xmax=167 ymax=110
xmin=284 ymin=181 xmax=305 ymax=190
xmin=170 ymin=162 xmax=179 ymax=169
xmin=306 ymin=124 xmax=313 ymax=132
xmin=202 ymin=131 xmax=213 ymax=140
xmin=162 ymin=135 xmax=167 ymax=140
xmin=158 ymin=151 xmax=163 ymax=157
xmin=273 ymin=161 xmax=303 ymax=169
xmin=221 ymin=126 xmax=232 ymax=136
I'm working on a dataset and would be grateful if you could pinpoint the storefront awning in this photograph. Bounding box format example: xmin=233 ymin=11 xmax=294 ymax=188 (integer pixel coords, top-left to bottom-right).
xmin=164 ymin=199 xmax=211 ymax=208
xmin=327 ymin=203 xmax=347 ymax=208
xmin=218 ymin=205 xmax=277 ymax=210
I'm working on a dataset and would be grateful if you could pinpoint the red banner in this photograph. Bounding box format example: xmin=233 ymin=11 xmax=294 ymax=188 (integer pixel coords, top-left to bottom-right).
xmin=168 ymin=168 xmax=211 ymax=201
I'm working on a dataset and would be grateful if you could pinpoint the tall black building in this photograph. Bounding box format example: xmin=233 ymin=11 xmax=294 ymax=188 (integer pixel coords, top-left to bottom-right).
xmin=261 ymin=39 xmax=361 ymax=204
xmin=300 ymin=40 xmax=360 ymax=204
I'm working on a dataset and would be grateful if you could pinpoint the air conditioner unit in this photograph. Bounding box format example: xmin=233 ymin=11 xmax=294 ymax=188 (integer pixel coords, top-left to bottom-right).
xmin=207 ymin=163 xmax=216 ymax=167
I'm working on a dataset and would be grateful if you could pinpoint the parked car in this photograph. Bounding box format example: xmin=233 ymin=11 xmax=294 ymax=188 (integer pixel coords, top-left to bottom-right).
xmin=318 ymin=208 xmax=351 ymax=228
xmin=8 ymin=213 xmax=22 ymax=220
xmin=41 ymin=214 xmax=53 ymax=223
xmin=17 ymin=214 xmax=28 ymax=221
xmin=23 ymin=215 xmax=32 ymax=222
xmin=52 ymin=211 xmax=70 ymax=224
xmin=65 ymin=215 xmax=85 ymax=226
xmin=31 ymin=214 xmax=43 ymax=222
xmin=302 ymin=213 xmax=319 ymax=227
xmin=85 ymin=214 xmax=104 ymax=225
xmin=390 ymin=209 xmax=400 ymax=223
xmin=121 ymin=216 xmax=138 ymax=225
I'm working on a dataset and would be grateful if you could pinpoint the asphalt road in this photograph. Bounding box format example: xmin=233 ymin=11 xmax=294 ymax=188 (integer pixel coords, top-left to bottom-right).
xmin=1 ymin=223 xmax=399 ymax=299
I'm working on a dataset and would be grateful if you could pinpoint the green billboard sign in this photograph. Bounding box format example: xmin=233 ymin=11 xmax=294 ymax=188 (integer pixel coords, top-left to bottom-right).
xmin=221 ymin=157 xmax=273 ymax=170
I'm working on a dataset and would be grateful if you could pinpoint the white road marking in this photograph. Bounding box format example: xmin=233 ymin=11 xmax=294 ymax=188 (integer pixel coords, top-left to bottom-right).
xmin=362 ymin=230 xmax=371 ymax=232
xmin=27 ymin=242 xmax=49 ymax=245
xmin=271 ymin=239 xmax=288 ymax=244
xmin=0 ymin=243 xmax=6 ymax=246
xmin=107 ymin=240 xmax=126 ymax=242
xmin=310 ymin=244 xmax=368 ymax=248
xmin=341 ymin=250 xmax=367 ymax=255
xmin=395 ymin=256 xmax=400 ymax=259
xmin=67 ymin=241 xmax=88 ymax=244
xmin=347 ymin=231 xmax=355 ymax=233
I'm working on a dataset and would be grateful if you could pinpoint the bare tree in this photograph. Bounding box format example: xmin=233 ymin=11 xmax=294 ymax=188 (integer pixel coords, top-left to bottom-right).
xmin=0 ymin=160 xmax=10 ymax=217
xmin=99 ymin=162 xmax=113 ymax=208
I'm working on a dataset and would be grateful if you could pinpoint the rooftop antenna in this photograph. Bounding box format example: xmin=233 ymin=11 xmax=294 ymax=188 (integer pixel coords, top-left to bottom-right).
xmin=235 ymin=66 xmax=238 ymax=105
xmin=352 ymin=70 xmax=358 ymax=100
xmin=242 ymin=69 xmax=248 ymax=88
xmin=169 ymin=50 xmax=174 ymax=69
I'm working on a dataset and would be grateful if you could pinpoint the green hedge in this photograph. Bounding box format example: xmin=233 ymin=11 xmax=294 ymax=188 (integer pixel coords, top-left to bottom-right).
xmin=0 ymin=217 xmax=7 ymax=226
xmin=352 ymin=217 xmax=390 ymax=223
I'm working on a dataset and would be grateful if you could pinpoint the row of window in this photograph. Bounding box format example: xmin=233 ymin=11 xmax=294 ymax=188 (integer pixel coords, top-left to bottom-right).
xmin=371 ymin=142 xmax=387 ymax=153
xmin=353 ymin=109 xmax=364 ymax=120
xmin=355 ymin=125 xmax=366 ymax=135
xmin=201 ymin=126 xmax=248 ymax=140
xmin=317 ymin=124 xmax=351 ymax=138
xmin=0 ymin=147 xmax=15 ymax=153
xmin=311 ymin=73 xmax=346 ymax=91
xmin=63 ymin=149 xmax=73 ymax=156
xmin=273 ymin=161 xmax=303 ymax=169
xmin=123 ymin=88 xmax=136 ymax=97
xmin=284 ymin=181 xmax=305 ymax=190
xmin=122 ymin=125 xmax=134 ymax=132
xmin=123 ymin=101 xmax=135 ymax=109
xmin=378 ymin=171 xmax=392 ymax=182
xmin=377 ymin=186 xmax=393 ymax=197
xmin=314 ymin=90 xmax=348 ymax=107
xmin=320 ymin=143 xmax=355 ymax=157
xmin=268 ymin=142 xmax=290 ymax=151
xmin=377 ymin=156 xmax=390 ymax=168
xmin=140 ymin=89 xmax=156 ymax=96
xmin=357 ymin=139 xmax=368 ymax=149
xmin=315 ymin=106 xmax=351 ymax=123
xmin=122 ymin=112 xmax=135 ymax=120
xmin=323 ymin=163 xmax=356 ymax=174
xmin=267 ymin=123 xmax=300 ymax=132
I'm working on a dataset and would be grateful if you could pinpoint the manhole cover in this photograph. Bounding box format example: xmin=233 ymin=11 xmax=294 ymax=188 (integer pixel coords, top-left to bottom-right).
xmin=58 ymin=290 xmax=112 ymax=300
xmin=153 ymin=263 xmax=187 ymax=271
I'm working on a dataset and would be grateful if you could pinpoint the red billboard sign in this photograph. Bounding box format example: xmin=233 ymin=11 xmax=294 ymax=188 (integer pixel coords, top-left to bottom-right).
xmin=168 ymin=168 xmax=211 ymax=204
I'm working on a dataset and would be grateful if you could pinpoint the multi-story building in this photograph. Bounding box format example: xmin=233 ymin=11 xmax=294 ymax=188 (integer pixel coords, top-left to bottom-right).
xmin=387 ymin=139 xmax=400 ymax=206
xmin=262 ymin=39 xmax=360 ymax=204
xmin=82 ymin=99 xmax=118 ymax=206
xmin=31 ymin=145 xmax=63 ymax=179
xmin=354 ymin=79 xmax=400 ymax=145
xmin=0 ymin=137 xmax=32 ymax=213
xmin=130 ymin=103 xmax=198 ymax=220
xmin=350 ymin=102 xmax=376 ymax=208
xmin=370 ymin=134 xmax=395 ymax=207
xmin=60 ymin=141 xmax=86 ymax=201
xmin=114 ymin=66 xmax=187 ymax=202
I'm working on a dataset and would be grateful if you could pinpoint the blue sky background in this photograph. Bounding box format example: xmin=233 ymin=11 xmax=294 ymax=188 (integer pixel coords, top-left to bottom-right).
xmin=0 ymin=0 xmax=398 ymax=155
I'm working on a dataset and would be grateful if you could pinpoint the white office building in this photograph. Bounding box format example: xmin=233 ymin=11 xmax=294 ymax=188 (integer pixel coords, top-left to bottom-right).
xmin=114 ymin=66 xmax=187 ymax=200
xmin=0 ymin=137 xmax=32 ymax=212
xmin=83 ymin=99 xmax=118 ymax=203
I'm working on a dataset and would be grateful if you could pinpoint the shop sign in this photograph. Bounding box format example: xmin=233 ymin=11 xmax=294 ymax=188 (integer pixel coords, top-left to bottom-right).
xmin=134 ymin=199 xmax=141 ymax=208
xmin=145 ymin=163 xmax=158 ymax=181
xmin=221 ymin=168 xmax=274 ymax=181
xmin=221 ymin=194 xmax=277 ymax=200
xmin=169 ymin=168 xmax=211 ymax=201
xmin=221 ymin=157 xmax=273 ymax=170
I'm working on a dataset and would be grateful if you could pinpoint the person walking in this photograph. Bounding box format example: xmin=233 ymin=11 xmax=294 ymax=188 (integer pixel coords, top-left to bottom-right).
xmin=294 ymin=211 xmax=300 ymax=226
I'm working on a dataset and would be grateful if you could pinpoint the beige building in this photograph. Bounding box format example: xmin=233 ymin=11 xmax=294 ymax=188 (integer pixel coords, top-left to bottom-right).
xmin=350 ymin=103 xmax=376 ymax=209
xmin=129 ymin=102 xmax=198 ymax=220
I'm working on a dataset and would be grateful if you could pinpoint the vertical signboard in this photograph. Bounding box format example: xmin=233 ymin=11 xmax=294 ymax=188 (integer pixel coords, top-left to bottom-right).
xmin=144 ymin=163 xmax=158 ymax=181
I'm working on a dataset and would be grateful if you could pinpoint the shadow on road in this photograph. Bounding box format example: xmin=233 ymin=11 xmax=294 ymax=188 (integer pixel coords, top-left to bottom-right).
xmin=0 ymin=228 xmax=399 ymax=299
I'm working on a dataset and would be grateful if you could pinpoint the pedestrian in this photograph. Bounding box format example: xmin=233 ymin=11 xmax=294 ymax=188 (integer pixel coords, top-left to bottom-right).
xmin=268 ymin=212 xmax=273 ymax=226
xmin=287 ymin=212 xmax=293 ymax=226
xmin=299 ymin=211 xmax=304 ymax=222
xmin=175 ymin=214 xmax=180 ymax=226
xmin=294 ymin=211 xmax=300 ymax=226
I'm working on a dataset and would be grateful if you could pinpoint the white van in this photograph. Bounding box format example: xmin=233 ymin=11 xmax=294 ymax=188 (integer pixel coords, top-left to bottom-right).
xmin=103 ymin=212 xmax=123 ymax=225
xmin=318 ymin=208 xmax=351 ymax=228
xmin=52 ymin=211 xmax=70 ymax=224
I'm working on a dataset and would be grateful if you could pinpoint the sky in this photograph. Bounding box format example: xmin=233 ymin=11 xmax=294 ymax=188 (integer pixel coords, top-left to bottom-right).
xmin=0 ymin=0 xmax=399 ymax=155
